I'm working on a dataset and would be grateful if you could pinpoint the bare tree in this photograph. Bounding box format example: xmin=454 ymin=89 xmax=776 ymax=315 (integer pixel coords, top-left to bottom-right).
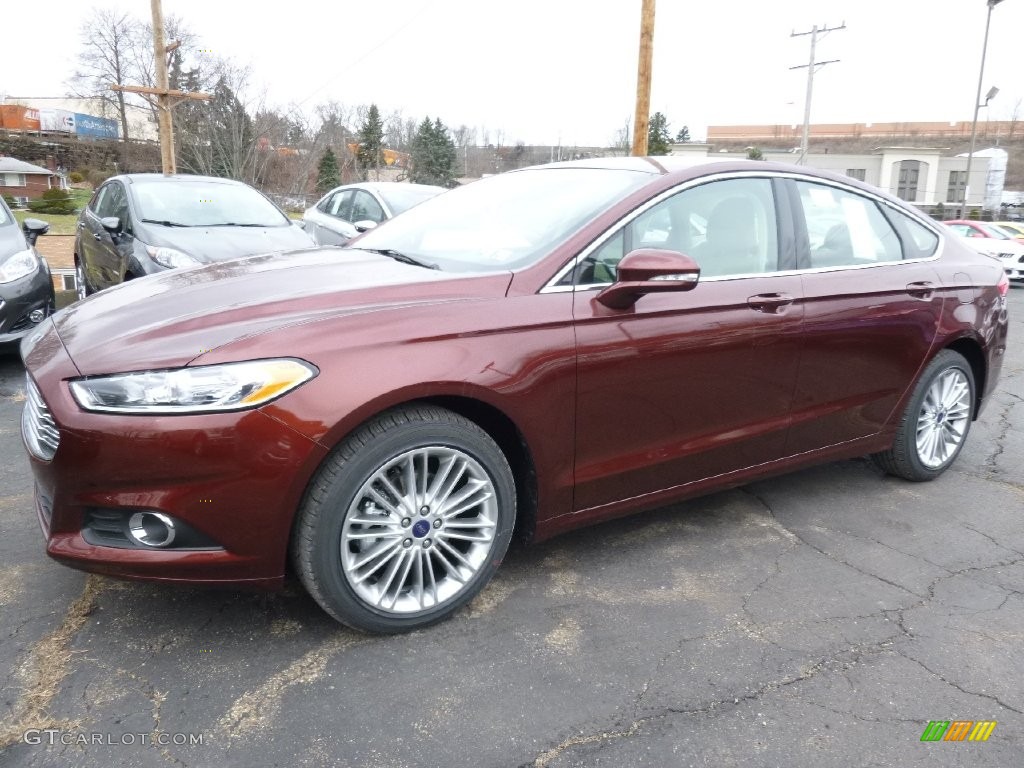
xmin=68 ymin=7 xmax=142 ymax=140
xmin=176 ymin=58 xmax=272 ymax=185
xmin=1007 ymin=98 xmax=1022 ymax=141
xmin=129 ymin=14 xmax=202 ymax=127
xmin=452 ymin=124 xmax=476 ymax=148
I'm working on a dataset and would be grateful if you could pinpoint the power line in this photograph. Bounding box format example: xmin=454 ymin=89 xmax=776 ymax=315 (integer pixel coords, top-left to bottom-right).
xmin=790 ymin=22 xmax=845 ymax=164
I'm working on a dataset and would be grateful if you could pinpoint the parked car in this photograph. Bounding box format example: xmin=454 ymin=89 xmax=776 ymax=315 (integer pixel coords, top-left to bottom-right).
xmin=22 ymin=158 xmax=1009 ymax=632
xmin=947 ymin=224 xmax=1024 ymax=282
xmin=944 ymin=219 xmax=1024 ymax=245
xmin=303 ymin=182 xmax=445 ymax=246
xmin=0 ymin=197 xmax=54 ymax=354
xmin=992 ymin=220 xmax=1024 ymax=240
xmin=73 ymin=174 xmax=314 ymax=299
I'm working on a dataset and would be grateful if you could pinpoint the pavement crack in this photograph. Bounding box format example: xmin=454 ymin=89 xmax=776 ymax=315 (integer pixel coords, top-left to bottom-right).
xmin=896 ymin=649 xmax=1023 ymax=715
xmin=0 ymin=575 xmax=106 ymax=748
xmin=218 ymin=632 xmax=362 ymax=740
xmin=529 ymin=639 xmax=901 ymax=767
xmin=739 ymin=487 xmax=923 ymax=600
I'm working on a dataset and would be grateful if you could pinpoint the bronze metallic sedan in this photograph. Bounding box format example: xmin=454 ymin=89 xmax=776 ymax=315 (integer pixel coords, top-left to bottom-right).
xmin=21 ymin=158 xmax=1009 ymax=632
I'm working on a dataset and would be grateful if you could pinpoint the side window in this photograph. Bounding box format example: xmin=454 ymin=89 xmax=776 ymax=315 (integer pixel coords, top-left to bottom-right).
xmin=350 ymin=191 xmax=385 ymax=224
xmin=886 ymin=209 xmax=940 ymax=259
xmin=572 ymin=178 xmax=778 ymax=285
xmin=328 ymin=190 xmax=354 ymax=221
xmin=946 ymin=224 xmax=971 ymax=237
xmin=317 ymin=192 xmax=336 ymax=214
xmin=796 ymin=182 xmax=902 ymax=267
xmin=100 ymin=183 xmax=131 ymax=233
xmin=89 ymin=186 xmax=108 ymax=215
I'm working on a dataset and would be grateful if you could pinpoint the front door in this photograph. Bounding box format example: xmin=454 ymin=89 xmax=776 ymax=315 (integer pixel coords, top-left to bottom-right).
xmin=570 ymin=176 xmax=805 ymax=516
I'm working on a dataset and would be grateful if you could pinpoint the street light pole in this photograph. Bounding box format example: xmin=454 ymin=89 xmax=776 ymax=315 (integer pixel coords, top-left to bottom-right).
xmin=961 ymin=0 xmax=1004 ymax=218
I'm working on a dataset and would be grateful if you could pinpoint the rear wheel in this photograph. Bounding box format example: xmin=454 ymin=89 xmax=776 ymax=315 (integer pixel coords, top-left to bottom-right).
xmin=872 ymin=350 xmax=975 ymax=481
xmin=292 ymin=405 xmax=516 ymax=633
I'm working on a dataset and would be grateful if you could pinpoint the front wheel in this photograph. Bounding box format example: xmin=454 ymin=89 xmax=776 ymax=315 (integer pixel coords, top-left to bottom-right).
xmin=871 ymin=350 xmax=975 ymax=481
xmin=292 ymin=405 xmax=516 ymax=633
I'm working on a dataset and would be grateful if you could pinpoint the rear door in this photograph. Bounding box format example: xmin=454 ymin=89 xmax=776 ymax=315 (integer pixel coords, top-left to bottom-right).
xmin=569 ymin=175 xmax=805 ymax=515
xmin=784 ymin=178 xmax=945 ymax=452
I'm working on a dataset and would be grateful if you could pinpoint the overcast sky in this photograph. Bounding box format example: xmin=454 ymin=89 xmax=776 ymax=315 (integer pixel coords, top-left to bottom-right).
xmin=4 ymin=0 xmax=1023 ymax=147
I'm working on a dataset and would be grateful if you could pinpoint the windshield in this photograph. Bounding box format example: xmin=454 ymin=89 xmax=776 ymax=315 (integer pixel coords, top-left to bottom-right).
xmin=378 ymin=184 xmax=446 ymax=216
xmin=353 ymin=167 xmax=653 ymax=272
xmin=130 ymin=180 xmax=289 ymax=227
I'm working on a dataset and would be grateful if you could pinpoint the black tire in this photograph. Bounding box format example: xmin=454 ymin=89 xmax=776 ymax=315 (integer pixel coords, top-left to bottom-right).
xmin=871 ymin=349 xmax=975 ymax=482
xmin=74 ymin=258 xmax=92 ymax=301
xmin=291 ymin=405 xmax=516 ymax=633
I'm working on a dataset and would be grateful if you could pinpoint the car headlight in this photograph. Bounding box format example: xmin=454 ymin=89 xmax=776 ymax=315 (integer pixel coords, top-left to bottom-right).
xmin=0 ymin=249 xmax=39 ymax=284
xmin=69 ymin=359 xmax=318 ymax=414
xmin=146 ymin=246 xmax=201 ymax=269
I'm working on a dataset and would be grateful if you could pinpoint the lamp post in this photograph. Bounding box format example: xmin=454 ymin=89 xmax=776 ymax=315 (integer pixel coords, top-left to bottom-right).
xmin=960 ymin=0 xmax=1005 ymax=218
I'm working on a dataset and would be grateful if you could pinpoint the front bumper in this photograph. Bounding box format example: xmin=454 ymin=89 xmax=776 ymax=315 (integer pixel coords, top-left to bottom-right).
xmin=0 ymin=260 xmax=54 ymax=351
xmin=22 ymin=324 xmax=328 ymax=587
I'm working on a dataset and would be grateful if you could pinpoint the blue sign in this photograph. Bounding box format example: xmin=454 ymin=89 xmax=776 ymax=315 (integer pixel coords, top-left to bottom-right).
xmin=74 ymin=114 xmax=119 ymax=140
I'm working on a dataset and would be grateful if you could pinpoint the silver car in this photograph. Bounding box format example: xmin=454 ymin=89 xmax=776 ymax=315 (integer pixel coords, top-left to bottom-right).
xmin=303 ymin=182 xmax=446 ymax=246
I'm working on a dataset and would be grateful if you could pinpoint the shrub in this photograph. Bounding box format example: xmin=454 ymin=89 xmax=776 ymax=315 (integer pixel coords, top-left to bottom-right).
xmin=2 ymin=193 xmax=16 ymax=209
xmin=86 ymin=169 xmax=112 ymax=188
xmin=68 ymin=171 xmax=85 ymax=184
xmin=28 ymin=188 xmax=77 ymax=215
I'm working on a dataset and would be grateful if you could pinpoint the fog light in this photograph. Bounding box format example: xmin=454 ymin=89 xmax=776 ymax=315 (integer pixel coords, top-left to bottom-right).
xmin=127 ymin=511 xmax=177 ymax=548
xmin=29 ymin=309 xmax=46 ymax=323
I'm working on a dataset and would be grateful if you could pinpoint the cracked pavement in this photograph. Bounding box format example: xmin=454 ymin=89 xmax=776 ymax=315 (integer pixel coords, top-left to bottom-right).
xmin=1 ymin=288 xmax=1021 ymax=767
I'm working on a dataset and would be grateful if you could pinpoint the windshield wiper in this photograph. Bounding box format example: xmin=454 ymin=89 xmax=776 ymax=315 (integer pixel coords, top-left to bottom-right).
xmin=211 ymin=222 xmax=271 ymax=228
xmin=140 ymin=218 xmax=189 ymax=227
xmin=361 ymin=248 xmax=439 ymax=270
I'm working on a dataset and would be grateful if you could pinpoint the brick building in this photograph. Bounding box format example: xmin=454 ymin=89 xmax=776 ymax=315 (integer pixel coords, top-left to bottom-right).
xmin=0 ymin=157 xmax=67 ymax=205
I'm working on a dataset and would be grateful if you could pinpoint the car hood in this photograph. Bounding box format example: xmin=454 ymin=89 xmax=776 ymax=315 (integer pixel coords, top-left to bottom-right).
xmin=52 ymin=247 xmax=513 ymax=374
xmin=139 ymin=221 xmax=314 ymax=262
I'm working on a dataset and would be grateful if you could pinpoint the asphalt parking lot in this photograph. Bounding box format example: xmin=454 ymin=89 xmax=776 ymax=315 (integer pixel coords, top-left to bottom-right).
xmin=1 ymin=290 xmax=1022 ymax=768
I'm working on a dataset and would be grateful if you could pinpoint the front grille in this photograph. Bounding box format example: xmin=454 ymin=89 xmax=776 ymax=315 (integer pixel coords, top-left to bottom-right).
xmin=22 ymin=377 xmax=60 ymax=461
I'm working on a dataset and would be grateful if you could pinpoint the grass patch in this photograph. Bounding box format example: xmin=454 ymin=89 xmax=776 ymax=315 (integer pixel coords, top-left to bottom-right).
xmin=13 ymin=211 xmax=79 ymax=235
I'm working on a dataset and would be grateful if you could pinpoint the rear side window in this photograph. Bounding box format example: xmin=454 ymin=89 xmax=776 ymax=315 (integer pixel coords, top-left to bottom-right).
xmin=796 ymin=181 xmax=902 ymax=267
xmin=887 ymin=209 xmax=940 ymax=259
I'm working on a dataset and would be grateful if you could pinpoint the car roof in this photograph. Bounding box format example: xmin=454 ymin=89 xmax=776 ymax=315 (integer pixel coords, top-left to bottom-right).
xmin=113 ymin=174 xmax=254 ymax=186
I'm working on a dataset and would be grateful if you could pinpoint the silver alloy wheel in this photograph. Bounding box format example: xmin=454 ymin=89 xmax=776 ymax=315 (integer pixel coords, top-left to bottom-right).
xmin=340 ymin=446 xmax=498 ymax=614
xmin=75 ymin=262 xmax=87 ymax=301
xmin=915 ymin=368 xmax=971 ymax=469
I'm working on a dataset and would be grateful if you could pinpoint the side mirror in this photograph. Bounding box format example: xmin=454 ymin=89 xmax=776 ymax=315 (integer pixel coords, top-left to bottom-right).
xmin=100 ymin=216 xmax=122 ymax=235
xmin=294 ymin=219 xmax=307 ymax=230
xmin=22 ymin=218 xmax=49 ymax=246
xmin=596 ymin=249 xmax=700 ymax=310
xmin=353 ymin=219 xmax=378 ymax=233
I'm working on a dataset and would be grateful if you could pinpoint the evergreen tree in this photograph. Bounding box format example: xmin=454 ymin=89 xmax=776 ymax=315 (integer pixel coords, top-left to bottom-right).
xmin=357 ymin=104 xmax=385 ymax=180
xmin=409 ymin=117 xmax=459 ymax=187
xmin=746 ymin=146 xmax=764 ymax=161
xmin=674 ymin=125 xmax=690 ymax=143
xmin=647 ymin=112 xmax=672 ymax=155
xmin=316 ymin=148 xmax=341 ymax=194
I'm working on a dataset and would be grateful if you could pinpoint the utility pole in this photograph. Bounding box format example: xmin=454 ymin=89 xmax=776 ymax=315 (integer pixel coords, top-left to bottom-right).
xmin=631 ymin=0 xmax=656 ymax=156
xmin=961 ymin=0 xmax=1005 ymax=218
xmin=790 ymin=22 xmax=844 ymax=164
xmin=111 ymin=0 xmax=210 ymax=174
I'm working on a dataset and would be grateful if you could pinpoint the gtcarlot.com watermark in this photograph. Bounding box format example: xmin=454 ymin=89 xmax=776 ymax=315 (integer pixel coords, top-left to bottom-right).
xmin=23 ymin=729 xmax=204 ymax=746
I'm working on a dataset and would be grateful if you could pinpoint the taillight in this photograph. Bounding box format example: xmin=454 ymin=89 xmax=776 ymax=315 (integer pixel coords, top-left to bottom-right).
xmin=997 ymin=272 xmax=1009 ymax=297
